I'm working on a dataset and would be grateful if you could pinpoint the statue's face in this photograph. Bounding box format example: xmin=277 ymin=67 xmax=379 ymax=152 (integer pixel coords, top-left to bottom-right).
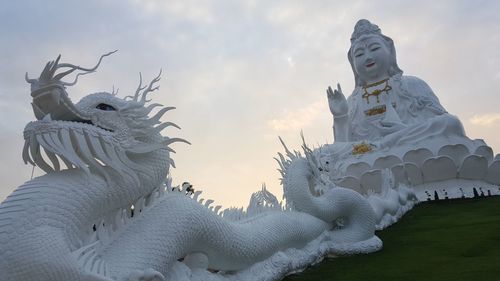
xmin=351 ymin=35 xmax=391 ymax=84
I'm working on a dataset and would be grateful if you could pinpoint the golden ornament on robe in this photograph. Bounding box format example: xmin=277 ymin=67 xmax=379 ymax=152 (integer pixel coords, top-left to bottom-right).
xmin=352 ymin=142 xmax=373 ymax=155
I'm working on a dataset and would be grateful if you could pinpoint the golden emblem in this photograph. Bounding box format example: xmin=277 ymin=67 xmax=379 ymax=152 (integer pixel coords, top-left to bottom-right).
xmin=352 ymin=142 xmax=373 ymax=155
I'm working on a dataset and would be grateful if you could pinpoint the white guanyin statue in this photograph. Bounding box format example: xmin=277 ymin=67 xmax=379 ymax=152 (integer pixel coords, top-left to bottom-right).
xmin=320 ymin=19 xmax=499 ymax=211
xmin=327 ymin=19 xmax=466 ymax=150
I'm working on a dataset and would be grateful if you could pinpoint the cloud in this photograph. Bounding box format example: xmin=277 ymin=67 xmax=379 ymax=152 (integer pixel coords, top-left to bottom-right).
xmin=469 ymin=113 xmax=500 ymax=127
xmin=132 ymin=0 xmax=216 ymax=24
xmin=268 ymin=101 xmax=325 ymax=131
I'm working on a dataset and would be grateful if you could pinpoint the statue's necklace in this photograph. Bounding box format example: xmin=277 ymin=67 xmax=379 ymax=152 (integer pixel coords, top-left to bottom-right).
xmin=362 ymin=78 xmax=392 ymax=104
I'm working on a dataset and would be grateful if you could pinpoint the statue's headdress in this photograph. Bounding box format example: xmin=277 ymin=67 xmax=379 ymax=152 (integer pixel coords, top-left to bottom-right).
xmin=350 ymin=19 xmax=382 ymax=43
xmin=348 ymin=19 xmax=403 ymax=86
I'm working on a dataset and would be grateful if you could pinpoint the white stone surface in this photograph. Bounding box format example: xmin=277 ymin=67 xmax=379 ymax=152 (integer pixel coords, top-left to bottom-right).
xmin=345 ymin=162 xmax=371 ymax=178
xmin=421 ymin=156 xmax=457 ymax=183
xmin=474 ymin=145 xmax=494 ymax=164
xmin=337 ymin=176 xmax=362 ymax=194
xmin=404 ymin=162 xmax=424 ymax=185
xmin=373 ymin=155 xmax=402 ymax=170
xmin=459 ymin=155 xmax=488 ymax=180
xmin=485 ymin=160 xmax=500 ymax=185
xmin=438 ymin=144 xmax=469 ymax=167
xmin=360 ymin=169 xmax=383 ymax=194
xmin=403 ymin=148 xmax=434 ymax=168
xmin=391 ymin=164 xmax=408 ymax=186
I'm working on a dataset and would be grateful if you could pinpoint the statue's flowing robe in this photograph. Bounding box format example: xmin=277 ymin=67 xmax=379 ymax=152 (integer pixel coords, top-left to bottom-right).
xmin=340 ymin=74 xmax=465 ymax=148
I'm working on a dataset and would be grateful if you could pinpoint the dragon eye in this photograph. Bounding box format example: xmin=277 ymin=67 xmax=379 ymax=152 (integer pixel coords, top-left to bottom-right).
xmin=96 ymin=103 xmax=116 ymax=111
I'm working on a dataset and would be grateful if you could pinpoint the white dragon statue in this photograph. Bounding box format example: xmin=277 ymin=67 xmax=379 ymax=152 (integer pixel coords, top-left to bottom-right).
xmin=0 ymin=52 xmax=386 ymax=281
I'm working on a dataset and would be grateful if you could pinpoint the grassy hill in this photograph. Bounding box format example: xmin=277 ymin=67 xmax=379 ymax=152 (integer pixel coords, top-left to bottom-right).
xmin=285 ymin=196 xmax=500 ymax=281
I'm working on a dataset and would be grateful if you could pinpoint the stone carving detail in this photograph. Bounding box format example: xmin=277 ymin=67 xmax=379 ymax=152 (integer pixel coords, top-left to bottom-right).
xmin=345 ymin=161 xmax=371 ymax=178
xmin=485 ymin=160 xmax=500 ymax=185
xmin=391 ymin=164 xmax=407 ymax=186
xmin=403 ymin=148 xmax=434 ymax=168
xmin=373 ymin=155 xmax=402 ymax=170
xmin=338 ymin=176 xmax=362 ymax=193
xmin=459 ymin=155 xmax=488 ymax=180
xmin=360 ymin=169 xmax=383 ymax=194
xmin=474 ymin=146 xmax=494 ymax=164
xmin=422 ymin=156 xmax=457 ymax=182
xmin=438 ymin=144 xmax=469 ymax=167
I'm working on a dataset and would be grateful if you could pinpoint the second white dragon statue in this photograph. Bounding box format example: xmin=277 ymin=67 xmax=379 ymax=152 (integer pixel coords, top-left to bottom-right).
xmin=0 ymin=19 xmax=498 ymax=281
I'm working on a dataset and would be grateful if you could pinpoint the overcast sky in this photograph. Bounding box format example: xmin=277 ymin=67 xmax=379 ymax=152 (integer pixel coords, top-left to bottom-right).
xmin=1 ymin=0 xmax=500 ymax=208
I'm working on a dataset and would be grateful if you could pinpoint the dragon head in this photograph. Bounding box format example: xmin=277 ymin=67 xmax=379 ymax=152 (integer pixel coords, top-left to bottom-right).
xmin=23 ymin=52 xmax=189 ymax=185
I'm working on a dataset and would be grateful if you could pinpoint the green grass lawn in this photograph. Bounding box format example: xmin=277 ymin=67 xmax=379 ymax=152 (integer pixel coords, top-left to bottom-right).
xmin=285 ymin=196 xmax=500 ymax=281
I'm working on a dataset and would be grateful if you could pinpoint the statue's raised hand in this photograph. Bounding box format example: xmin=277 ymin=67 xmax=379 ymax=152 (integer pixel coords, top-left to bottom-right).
xmin=327 ymin=84 xmax=348 ymax=117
